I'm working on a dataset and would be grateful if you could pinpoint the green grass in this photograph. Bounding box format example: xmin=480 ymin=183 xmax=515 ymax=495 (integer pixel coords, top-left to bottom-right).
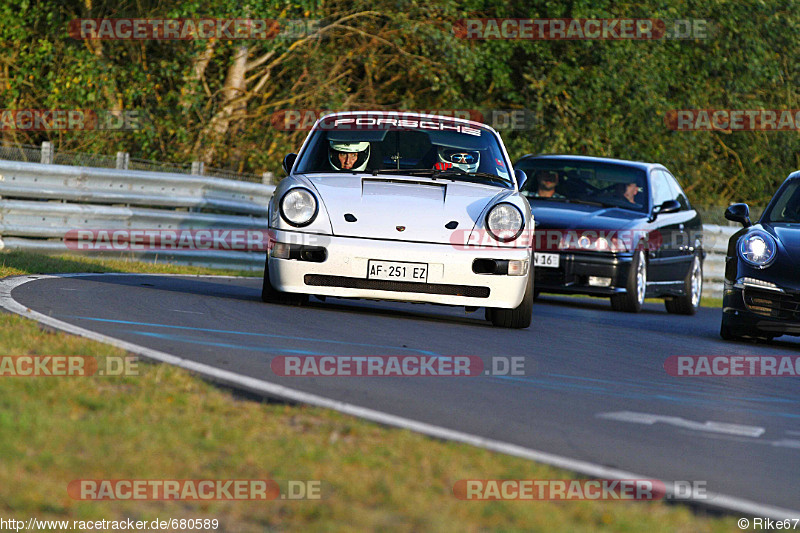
xmin=0 ymin=252 xmax=742 ymax=531
xmin=0 ymin=251 xmax=254 ymax=278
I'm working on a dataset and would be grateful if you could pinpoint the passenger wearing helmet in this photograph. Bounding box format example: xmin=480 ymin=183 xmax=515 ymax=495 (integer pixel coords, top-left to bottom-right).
xmin=434 ymin=147 xmax=480 ymax=172
xmin=329 ymin=141 xmax=370 ymax=171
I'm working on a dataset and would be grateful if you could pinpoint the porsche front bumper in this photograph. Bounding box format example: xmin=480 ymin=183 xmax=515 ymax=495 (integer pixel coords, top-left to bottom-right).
xmin=267 ymin=230 xmax=531 ymax=308
xmin=722 ymin=282 xmax=800 ymax=337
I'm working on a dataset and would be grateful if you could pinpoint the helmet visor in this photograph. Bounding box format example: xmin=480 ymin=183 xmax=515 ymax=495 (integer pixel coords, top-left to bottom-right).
xmin=440 ymin=149 xmax=479 ymax=166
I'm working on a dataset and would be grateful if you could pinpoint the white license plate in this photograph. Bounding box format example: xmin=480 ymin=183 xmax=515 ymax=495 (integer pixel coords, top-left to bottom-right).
xmin=534 ymin=253 xmax=560 ymax=268
xmin=367 ymin=260 xmax=428 ymax=282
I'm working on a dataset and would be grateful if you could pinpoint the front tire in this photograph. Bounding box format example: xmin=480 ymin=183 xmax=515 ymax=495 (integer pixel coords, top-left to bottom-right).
xmin=665 ymin=254 xmax=703 ymax=315
xmin=486 ymin=273 xmax=533 ymax=328
xmin=719 ymin=320 xmax=737 ymax=341
xmin=261 ymin=255 xmax=308 ymax=306
xmin=611 ymin=248 xmax=647 ymax=313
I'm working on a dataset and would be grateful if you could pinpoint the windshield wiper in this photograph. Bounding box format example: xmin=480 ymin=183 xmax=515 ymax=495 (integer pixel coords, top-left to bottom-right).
xmin=567 ymin=198 xmax=617 ymax=207
xmin=369 ymin=168 xmax=511 ymax=186
xmin=429 ymin=168 xmax=511 ymax=186
xmin=533 ymin=197 xmax=614 ymax=207
xmin=371 ymin=168 xmax=434 ymax=176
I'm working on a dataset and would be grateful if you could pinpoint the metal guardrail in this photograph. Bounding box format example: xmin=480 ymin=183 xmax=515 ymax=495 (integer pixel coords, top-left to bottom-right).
xmin=0 ymin=142 xmax=273 ymax=183
xmin=0 ymin=157 xmax=738 ymax=296
xmin=702 ymin=224 xmax=738 ymax=300
xmin=0 ymin=160 xmax=272 ymax=215
xmin=0 ymin=160 xmax=273 ymax=271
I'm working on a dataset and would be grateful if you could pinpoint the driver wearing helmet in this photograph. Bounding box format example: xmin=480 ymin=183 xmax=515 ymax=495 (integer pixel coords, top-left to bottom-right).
xmin=434 ymin=147 xmax=480 ymax=172
xmin=329 ymin=141 xmax=370 ymax=171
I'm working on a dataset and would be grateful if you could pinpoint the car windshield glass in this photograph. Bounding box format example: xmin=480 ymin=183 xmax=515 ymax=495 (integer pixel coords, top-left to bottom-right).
xmin=764 ymin=180 xmax=800 ymax=223
xmin=294 ymin=114 xmax=513 ymax=186
xmin=516 ymin=159 xmax=649 ymax=213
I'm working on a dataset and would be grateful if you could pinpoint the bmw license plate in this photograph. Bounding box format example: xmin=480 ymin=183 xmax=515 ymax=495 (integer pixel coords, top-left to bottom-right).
xmin=367 ymin=260 xmax=428 ymax=282
xmin=534 ymin=253 xmax=560 ymax=268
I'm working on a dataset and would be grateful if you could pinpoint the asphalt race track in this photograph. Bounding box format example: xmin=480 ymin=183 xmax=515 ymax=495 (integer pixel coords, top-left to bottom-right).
xmin=3 ymin=273 xmax=799 ymax=517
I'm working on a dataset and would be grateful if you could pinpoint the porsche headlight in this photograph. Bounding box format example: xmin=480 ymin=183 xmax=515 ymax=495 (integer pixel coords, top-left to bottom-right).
xmin=738 ymin=230 xmax=777 ymax=268
xmin=486 ymin=203 xmax=524 ymax=242
xmin=280 ymin=188 xmax=318 ymax=227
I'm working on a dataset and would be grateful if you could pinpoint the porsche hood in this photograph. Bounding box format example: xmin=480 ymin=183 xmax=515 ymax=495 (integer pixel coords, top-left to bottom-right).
xmin=304 ymin=174 xmax=508 ymax=243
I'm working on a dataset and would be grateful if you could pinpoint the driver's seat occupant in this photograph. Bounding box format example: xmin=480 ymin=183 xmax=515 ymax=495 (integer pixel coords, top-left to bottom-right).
xmin=434 ymin=147 xmax=480 ymax=172
xmin=329 ymin=141 xmax=370 ymax=171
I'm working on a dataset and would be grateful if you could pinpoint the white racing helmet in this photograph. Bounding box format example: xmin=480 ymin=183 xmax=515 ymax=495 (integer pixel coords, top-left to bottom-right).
xmin=329 ymin=141 xmax=370 ymax=171
xmin=437 ymin=147 xmax=480 ymax=173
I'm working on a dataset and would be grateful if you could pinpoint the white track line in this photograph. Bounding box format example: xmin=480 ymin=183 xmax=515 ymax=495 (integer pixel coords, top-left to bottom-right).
xmin=0 ymin=273 xmax=796 ymax=519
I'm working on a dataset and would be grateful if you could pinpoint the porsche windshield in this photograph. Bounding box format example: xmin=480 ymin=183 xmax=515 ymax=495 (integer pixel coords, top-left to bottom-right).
xmin=517 ymin=159 xmax=649 ymax=213
xmin=294 ymin=115 xmax=512 ymax=184
xmin=764 ymin=180 xmax=800 ymax=223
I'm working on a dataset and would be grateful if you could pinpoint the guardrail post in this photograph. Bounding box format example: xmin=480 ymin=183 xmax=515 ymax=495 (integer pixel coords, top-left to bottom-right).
xmin=116 ymin=152 xmax=130 ymax=170
xmin=262 ymin=172 xmax=274 ymax=184
xmin=191 ymin=161 xmax=205 ymax=175
xmin=41 ymin=142 xmax=53 ymax=165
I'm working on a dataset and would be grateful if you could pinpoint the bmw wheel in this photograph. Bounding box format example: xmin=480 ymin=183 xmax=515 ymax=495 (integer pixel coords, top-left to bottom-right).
xmin=611 ymin=248 xmax=647 ymax=313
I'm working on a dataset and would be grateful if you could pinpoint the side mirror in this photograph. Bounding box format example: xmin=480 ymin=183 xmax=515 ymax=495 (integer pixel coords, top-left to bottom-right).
xmin=514 ymin=169 xmax=528 ymax=190
xmin=282 ymin=153 xmax=297 ymax=175
xmin=725 ymin=203 xmax=752 ymax=227
xmin=649 ymin=199 xmax=680 ymax=221
xmin=656 ymin=199 xmax=681 ymax=215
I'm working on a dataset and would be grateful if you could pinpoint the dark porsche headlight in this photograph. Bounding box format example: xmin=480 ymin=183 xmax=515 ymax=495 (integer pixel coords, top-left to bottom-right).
xmin=486 ymin=203 xmax=524 ymax=242
xmin=738 ymin=230 xmax=777 ymax=268
xmin=280 ymin=188 xmax=318 ymax=227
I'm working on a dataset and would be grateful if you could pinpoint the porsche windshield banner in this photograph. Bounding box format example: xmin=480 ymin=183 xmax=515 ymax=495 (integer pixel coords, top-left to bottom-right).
xmin=323 ymin=115 xmax=483 ymax=135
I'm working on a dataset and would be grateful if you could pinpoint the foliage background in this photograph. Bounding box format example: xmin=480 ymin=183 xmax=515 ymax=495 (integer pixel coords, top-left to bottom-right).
xmin=1 ymin=0 xmax=798 ymax=205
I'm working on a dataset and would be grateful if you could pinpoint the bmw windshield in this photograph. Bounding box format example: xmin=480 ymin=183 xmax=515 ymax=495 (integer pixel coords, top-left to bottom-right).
xmin=516 ymin=159 xmax=649 ymax=213
xmin=294 ymin=114 xmax=514 ymax=187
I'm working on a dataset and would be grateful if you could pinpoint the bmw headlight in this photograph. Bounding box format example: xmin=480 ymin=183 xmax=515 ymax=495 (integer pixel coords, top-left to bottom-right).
xmin=280 ymin=188 xmax=318 ymax=227
xmin=577 ymin=235 xmax=610 ymax=251
xmin=486 ymin=203 xmax=524 ymax=242
xmin=738 ymin=230 xmax=777 ymax=268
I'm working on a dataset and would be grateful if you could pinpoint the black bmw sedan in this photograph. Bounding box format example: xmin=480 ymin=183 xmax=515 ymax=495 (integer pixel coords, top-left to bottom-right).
xmin=515 ymin=155 xmax=704 ymax=313
xmin=720 ymin=172 xmax=800 ymax=340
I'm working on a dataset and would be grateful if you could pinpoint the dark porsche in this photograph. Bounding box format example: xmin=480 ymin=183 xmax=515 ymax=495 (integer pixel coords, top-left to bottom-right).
xmin=515 ymin=155 xmax=704 ymax=313
xmin=720 ymin=171 xmax=800 ymax=340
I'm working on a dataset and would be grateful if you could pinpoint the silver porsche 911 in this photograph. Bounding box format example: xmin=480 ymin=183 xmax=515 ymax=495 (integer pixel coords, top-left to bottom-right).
xmin=261 ymin=111 xmax=534 ymax=328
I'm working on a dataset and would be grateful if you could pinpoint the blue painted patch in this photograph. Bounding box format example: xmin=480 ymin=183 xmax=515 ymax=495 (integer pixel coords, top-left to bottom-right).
xmin=485 ymin=375 xmax=800 ymax=419
xmin=130 ymin=331 xmax=324 ymax=355
xmin=63 ymin=315 xmax=439 ymax=355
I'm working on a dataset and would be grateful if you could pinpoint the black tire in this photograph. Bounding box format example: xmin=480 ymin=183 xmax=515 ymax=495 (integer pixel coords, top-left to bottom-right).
xmin=719 ymin=320 xmax=737 ymax=341
xmin=485 ymin=273 xmax=533 ymax=328
xmin=611 ymin=248 xmax=647 ymax=313
xmin=665 ymin=254 xmax=703 ymax=315
xmin=720 ymin=321 xmax=776 ymax=342
xmin=261 ymin=255 xmax=308 ymax=306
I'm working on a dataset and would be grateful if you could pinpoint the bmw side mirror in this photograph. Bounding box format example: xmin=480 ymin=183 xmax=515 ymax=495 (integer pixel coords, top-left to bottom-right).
xmin=657 ymin=199 xmax=681 ymax=214
xmin=651 ymin=199 xmax=681 ymax=220
xmin=514 ymin=169 xmax=528 ymax=190
xmin=283 ymin=153 xmax=298 ymax=175
xmin=725 ymin=203 xmax=752 ymax=227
